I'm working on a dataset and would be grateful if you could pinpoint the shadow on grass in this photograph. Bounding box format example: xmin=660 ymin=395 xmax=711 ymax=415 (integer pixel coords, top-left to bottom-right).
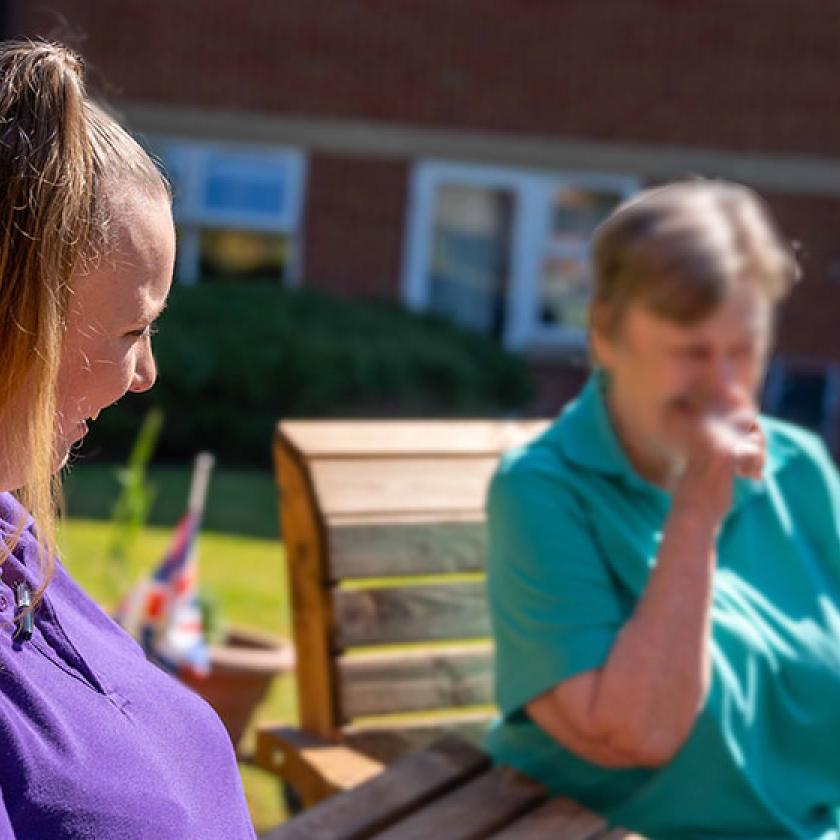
xmin=62 ymin=463 xmax=280 ymax=540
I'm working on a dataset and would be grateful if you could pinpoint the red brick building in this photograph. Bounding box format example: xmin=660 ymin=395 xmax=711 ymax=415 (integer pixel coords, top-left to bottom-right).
xmin=8 ymin=1 xmax=840 ymax=441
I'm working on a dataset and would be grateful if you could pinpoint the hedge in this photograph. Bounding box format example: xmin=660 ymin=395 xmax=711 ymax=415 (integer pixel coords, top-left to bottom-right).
xmin=80 ymin=282 xmax=535 ymax=466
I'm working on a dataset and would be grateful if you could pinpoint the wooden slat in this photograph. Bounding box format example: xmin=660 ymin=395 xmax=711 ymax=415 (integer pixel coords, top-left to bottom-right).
xmin=334 ymin=582 xmax=489 ymax=648
xmin=259 ymin=736 xmax=490 ymax=840
xmin=329 ymin=519 xmax=486 ymax=579
xmin=274 ymin=436 xmax=340 ymax=737
xmin=255 ymin=726 xmax=384 ymax=809
xmin=369 ymin=765 xmax=547 ymax=840
xmin=343 ymin=714 xmax=494 ymax=764
xmin=339 ymin=645 xmax=494 ymax=718
xmin=488 ymin=797 xmax=607 ymax=839
xmin=278 ymin=420 xmax=549 ymax=459
xmin=308 ymin=456 xmax=499 ymax=517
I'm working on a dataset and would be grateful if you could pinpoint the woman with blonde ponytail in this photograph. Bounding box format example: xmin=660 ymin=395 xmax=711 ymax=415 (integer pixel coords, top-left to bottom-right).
xmin=0 ymin=40 xmax=255 ymax=838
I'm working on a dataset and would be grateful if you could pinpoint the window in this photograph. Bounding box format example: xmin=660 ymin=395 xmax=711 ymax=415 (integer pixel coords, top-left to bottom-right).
xmin=427 ymin=184 xmax=513 ymax=338
xmin=152 ymin=139 xmax=306 ymax=285
xmin=402 ymin=162 xmax=639 ymax=351
xmin=762 ymin=358 xmax=840 ymax=452
xmin=536 ymin=186 xmax=627 ymax=332
xmin=198 ymin=230 xmax=288 ymax=282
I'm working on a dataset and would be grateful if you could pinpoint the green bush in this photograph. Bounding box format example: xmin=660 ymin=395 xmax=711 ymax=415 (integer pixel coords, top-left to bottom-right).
xmin=81 ymin=282 xmax=535 ymax=466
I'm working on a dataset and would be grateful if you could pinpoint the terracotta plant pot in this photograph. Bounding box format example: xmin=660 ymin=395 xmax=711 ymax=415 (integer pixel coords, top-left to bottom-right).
xmin=179 ymin=626 xmax=295 ymax=749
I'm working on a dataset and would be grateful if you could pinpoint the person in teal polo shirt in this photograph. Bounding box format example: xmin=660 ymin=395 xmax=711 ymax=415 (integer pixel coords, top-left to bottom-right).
xmin=486 ymin=180 xmax=840 ymax=839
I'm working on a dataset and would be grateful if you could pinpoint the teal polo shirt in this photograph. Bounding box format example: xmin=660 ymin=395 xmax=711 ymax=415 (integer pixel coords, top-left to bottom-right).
xmin=485 ymin=371 xmax=840 ymax=840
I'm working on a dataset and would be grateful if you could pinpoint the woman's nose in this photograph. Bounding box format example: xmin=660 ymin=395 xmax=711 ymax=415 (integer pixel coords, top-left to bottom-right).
xmin=704 ymin=356 xmax=740 ymax=409
xmin=129 ymin=347 xmax=157 ymax=394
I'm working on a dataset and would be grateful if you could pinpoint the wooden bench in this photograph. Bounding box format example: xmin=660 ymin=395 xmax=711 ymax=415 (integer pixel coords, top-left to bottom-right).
xmin=258 ymin=735 xmax=644 ymax=840
xmin=255 ymin=419 xmax=549 ymax=808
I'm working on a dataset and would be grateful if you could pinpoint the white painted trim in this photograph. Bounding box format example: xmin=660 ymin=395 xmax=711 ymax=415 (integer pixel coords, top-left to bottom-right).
xmin=286 ymin=153 xmax=309 ymax=287
xmin=153 ymin=136 xmax=306 ymax=231
xmin=401 ymin=166 xmax=435 ymax=311
xmin=403 ymin=161 xmax=530 ymax=310
xmin=402 ymin=161 xmax=639 ymax=351
xmin=121 ymin=103 xmax=840 ymax=197
xmin=517 ymin=173 xmax=639 ymax=349
xmin=147 ymin=134 xmax=307 ymax=285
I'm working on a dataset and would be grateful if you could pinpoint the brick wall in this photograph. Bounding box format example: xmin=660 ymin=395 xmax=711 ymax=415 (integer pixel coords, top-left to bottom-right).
xmin=11 ymin=0 xmax=840 ymax=418
xmin=766 ymin=193 xmax=840 ymax=361
xmin=303 ymin=153 xmax=408 ymax=299
xmin=10 ymin=0 xmax=840 ymax=157
xmin=527 ymin=360 xmax=589 ymax=417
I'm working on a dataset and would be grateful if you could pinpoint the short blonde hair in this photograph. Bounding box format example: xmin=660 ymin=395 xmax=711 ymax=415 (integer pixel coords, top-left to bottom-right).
xmin=0 ymin=39 xmax=168 ymax=604
xmin=590 ymin=179 xmax=799 ymax=336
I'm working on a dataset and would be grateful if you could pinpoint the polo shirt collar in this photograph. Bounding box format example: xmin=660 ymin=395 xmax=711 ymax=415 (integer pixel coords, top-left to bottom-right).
xmin=550 ymin=369 xmax=665 ymax=497
xmin=549 ymin=370 xmax=796 ymax=506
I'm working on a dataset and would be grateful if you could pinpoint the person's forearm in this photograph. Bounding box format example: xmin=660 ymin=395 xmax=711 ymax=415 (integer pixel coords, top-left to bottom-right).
xmin=586 ymin=507 xmax=717 ymax=764
xmin=537 ymin=408 xmax=762 ymax=767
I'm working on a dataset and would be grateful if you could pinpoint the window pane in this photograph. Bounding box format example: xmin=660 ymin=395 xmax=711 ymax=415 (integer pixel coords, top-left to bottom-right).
xmin=539 ymin=251 xmax=591 ymax=329
xmin=202 ymin=154 xmax=286 ymax=217
xmin=548 ymin=188 xmax=624 ymax=245
xmin=769 ymin=368 xmax=827 ymax=433
xmin=427 ymin=185 xmax=512 ymax=338
xmin=538 ymin=187 xmax=626 ymax=331
xmin=198 ymin=229 xmax=288 ymax=281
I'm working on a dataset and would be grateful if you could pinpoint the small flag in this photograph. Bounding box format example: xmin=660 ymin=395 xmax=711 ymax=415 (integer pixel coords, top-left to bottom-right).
xmin=116 ymin=453 xmax=215 ymax=679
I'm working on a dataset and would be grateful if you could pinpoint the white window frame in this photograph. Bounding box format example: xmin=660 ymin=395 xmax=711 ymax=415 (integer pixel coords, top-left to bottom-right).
xmin=149 ymin=136 xmax=307 ymax=286
xmin=401 ymin=160 xmax=639 ymax=351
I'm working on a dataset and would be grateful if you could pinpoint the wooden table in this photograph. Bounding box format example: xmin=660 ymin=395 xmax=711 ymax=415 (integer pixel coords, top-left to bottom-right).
xmin=259 ymin=736 xmax=645 ymax=840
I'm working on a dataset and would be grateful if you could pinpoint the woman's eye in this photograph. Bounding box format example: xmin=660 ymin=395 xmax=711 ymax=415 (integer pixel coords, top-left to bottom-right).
xmin=127 ymin=324 xmax=159 ymax=339
xmin=675 ymin=347 xmax=709 ymax=361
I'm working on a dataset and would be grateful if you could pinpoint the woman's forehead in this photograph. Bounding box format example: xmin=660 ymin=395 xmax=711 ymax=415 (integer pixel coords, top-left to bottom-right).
xmin=105 ymin=189 xmax=175 ymax=267
xmin=69 ymin=258 xmax=171 ymax=331
xmin=626 ymin=286 xmax=773 ymax=344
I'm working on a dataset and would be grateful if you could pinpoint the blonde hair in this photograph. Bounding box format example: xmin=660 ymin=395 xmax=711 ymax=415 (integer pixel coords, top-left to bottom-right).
xmin=0 ymin=39 xmax=168 ymax=605
xmin=590 ymin=179 xmax=800 ymax=337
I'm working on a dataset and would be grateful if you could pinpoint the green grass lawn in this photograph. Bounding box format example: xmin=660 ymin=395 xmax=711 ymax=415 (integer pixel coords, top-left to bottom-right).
xmin=59 ymin=463 xmax=295 ymax=834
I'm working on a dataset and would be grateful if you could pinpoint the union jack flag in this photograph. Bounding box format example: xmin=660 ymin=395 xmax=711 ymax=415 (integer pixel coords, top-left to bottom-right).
xmin=116 ymin=454 xmax=214 ymax=679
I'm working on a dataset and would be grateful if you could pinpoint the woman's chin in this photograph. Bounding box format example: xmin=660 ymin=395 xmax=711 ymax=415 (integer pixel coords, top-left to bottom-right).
xmin=53 ymin=433 xmax=85 ymax=472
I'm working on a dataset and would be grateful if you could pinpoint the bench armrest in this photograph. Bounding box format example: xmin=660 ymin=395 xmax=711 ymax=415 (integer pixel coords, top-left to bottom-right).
xmin=255 ymin=725 xmax=385 ymax=809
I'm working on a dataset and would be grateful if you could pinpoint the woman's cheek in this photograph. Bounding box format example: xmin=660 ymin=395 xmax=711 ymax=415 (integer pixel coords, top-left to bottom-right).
xmin=115 ymin=356 xmax=137 ymax=400
xmin=741 ymin=360 xmax=765 ymax=398
xmin=121 ymin=347 xmax=145 ymax=396
xmin=89 ymin=351 xmax=134 ymax=410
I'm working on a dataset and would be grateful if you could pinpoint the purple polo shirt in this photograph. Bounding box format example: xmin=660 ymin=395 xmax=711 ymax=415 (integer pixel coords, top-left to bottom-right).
xmin=0 ymin=492 xmax=256 ymax=839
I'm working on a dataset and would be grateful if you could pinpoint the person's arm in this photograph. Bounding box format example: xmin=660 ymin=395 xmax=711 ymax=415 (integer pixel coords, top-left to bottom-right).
xmin=527 ymin=414 xmax=764 ymax=768
xmin=527 ymin=509 xmax=716 ymax=767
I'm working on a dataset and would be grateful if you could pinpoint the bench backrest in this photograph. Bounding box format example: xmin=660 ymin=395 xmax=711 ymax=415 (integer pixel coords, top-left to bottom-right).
xmin=274 ymin=419 xmax=549 ymax=763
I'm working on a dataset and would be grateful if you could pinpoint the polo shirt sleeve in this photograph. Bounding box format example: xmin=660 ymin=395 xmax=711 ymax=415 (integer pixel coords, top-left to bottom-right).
xmin=486 ymin=452 xmax=624 ymax=720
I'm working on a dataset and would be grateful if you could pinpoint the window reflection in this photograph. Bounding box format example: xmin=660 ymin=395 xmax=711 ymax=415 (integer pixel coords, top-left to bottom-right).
xmin=539 ymin=254 xmax=591 ymax=329
xmin=538 ymin=188 xmax=624 ymax=330
xmin=198 ymin=229 xmax=289 ymax=282
xmin=428 ymin=185 xmax=512 ymax=338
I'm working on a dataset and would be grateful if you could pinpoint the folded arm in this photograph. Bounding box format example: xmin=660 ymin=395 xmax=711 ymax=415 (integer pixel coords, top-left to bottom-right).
xmin=525 ymin=415 xmax=761 ymax=768
xmin=527 ymin=509 xmax=716 ymax=768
